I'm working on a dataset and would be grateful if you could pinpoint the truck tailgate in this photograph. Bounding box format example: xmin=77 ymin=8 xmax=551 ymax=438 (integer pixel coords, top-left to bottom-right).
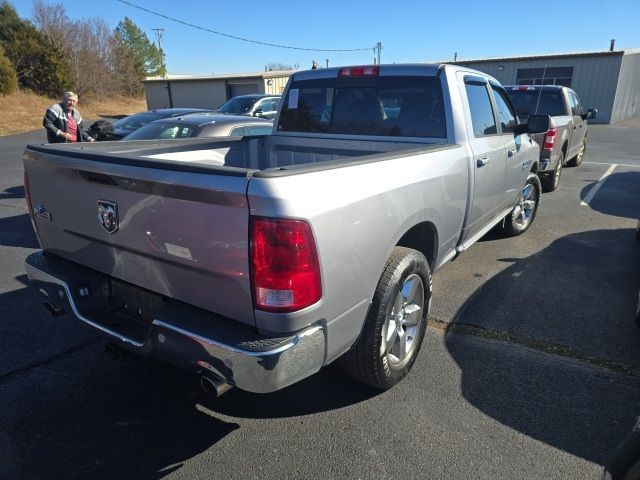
xmin=23 ymin=145 xmax=255 ymax=326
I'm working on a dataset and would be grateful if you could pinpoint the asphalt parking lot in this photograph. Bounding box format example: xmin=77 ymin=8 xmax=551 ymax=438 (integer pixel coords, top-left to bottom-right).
xmin=1 ymin=123 xmax=639 ymax=479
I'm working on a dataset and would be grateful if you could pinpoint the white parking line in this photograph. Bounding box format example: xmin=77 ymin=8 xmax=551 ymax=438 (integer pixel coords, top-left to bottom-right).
xmin=580 ymin=164 xmax=617 ymax=206
xmin=583 ymin=161 xmax=640 ymax=168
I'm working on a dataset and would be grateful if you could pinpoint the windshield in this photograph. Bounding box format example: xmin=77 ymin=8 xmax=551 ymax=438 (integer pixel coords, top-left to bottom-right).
xmin=217 ymin=97 xmax=256 ymax=114
xmin=278 ymin=76 xmax=446 ymax=138
xmin=508 ymin=90 xmax=566 ymax=116
xmin=123 ymin=122 xmax=197 ymax=140
xmin=112 ymin=112 xmax=167 ymax=130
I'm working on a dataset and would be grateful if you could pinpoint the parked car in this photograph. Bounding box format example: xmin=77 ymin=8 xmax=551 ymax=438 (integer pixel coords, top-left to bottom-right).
xmin=123 ymin=114 xmax=273 ymax=141
xmin=108 ymin=108 xmax=217 ymax=140
xmin=506 ymin=85 xmax=597 ymax=192
xmin=216 ymin=94 xmax=281 ymax=119
xmin=23 ymin=63 xmax=548 ymax=395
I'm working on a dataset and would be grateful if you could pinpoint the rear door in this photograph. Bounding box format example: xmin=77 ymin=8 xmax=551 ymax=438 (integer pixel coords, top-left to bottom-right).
xmin=460 ymin=75 xmax=508 ymax=239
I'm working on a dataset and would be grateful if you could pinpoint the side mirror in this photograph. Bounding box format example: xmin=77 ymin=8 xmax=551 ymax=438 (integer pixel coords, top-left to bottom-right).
xmin=253 ymin=108 xmax=263 ymax=117
xmin=526 ymin=114 xmax=551 ymax=134
xmin=582 ymin=108 xmax=597 ymax=120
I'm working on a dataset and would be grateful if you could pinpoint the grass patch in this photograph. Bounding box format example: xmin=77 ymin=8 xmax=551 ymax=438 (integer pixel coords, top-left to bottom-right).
xmin=0 ymin=90 xmax=147 ymax=136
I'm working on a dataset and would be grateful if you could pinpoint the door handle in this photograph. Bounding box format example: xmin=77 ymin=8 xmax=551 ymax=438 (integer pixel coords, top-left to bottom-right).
xmin=476 ymin=157 xmax=490 ymax=167
xmin=507 ymin=149 xmax=516 ymax=157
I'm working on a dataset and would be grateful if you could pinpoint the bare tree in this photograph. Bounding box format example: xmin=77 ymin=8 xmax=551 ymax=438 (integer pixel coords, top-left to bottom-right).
xmin=31 ymin=2 xmax=152 ymax=97
xmin=32 ymin=0 xmax=71 ymax=56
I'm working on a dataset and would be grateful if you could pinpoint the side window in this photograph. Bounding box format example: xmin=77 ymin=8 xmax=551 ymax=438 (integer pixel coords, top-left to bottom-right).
xmin=465 ymin=82 xmax=497 ymax=137
xmin=491 ymin=86 xmax=517 ymax=134
xmin=569 ymin=92 xmax=582 ymax=116
xmin=229 ymin=126 xmax=246 ymax=136
xmin=258 ymin=99 xmax=273 ymax=112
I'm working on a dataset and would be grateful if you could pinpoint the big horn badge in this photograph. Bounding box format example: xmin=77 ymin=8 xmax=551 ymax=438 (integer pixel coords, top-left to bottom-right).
xmin=97 ymin=200 xmax=119 ymax=234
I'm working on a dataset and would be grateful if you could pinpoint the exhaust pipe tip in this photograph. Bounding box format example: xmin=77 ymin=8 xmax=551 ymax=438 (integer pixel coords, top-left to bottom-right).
xmin=44 ymin=300 xmax=64 ymax=317
xmin=200 ymin=374 xmax=232 ymax=398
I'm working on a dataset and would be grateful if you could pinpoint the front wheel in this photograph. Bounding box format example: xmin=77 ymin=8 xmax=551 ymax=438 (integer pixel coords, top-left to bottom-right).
xmin=501 ymin=173 xmax=541 ymax=236
xmin=340 ymin=247 xmax=432 ymax=390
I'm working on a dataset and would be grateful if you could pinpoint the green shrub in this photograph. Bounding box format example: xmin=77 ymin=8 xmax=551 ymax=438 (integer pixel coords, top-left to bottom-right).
xmin=0 ymin=46 xmax=17 ymax=95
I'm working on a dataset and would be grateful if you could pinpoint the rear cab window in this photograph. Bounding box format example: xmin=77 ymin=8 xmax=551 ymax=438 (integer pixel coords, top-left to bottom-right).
xmin=508 ymin=88 xmax=567 ymax=116
xmin=278 ymin=74 xmax=446 ymax=138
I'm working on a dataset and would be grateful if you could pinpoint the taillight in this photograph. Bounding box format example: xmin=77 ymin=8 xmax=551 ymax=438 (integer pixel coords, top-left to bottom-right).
xmin=251 ymin=217 xmax=321 ymax=312
xmin=338 ymin=66 xmax=379 ymax=77
xmin=542 ymin=128 xmax=558 ymax=151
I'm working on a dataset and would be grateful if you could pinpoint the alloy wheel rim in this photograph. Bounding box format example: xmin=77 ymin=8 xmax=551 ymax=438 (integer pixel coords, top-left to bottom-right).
xmin=554 ymin=160 xmax=562 ymax=188
xmin=512 ymin=183 xmax=536 ymax=228
xmin=381 ymin=274 xmax=424 ymax=366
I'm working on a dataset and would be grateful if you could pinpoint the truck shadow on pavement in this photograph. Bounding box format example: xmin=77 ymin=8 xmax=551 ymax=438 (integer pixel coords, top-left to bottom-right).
xmin=0 ymin=336 xmax=240 ymax=480
xmin=443 ymin=228 xmax=640 ymax=466
xmin=580 ymin=171 xmax=640 ymax=220
xmin=0 ymin=185 xmax=25 ymax=200
xmin=0 ymin=288 xmax=378 ymax=479
xmin=0 ymin=212 xmax=39 ymax=249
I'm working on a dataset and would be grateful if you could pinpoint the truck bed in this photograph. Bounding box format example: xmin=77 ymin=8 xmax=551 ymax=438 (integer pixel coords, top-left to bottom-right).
xmin=24 ymin=136 xmax=453 ymax=329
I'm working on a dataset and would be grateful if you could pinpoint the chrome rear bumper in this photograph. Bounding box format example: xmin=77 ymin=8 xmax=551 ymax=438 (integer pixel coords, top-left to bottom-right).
xmin=25 ymin=251 xmax=325 ymax=393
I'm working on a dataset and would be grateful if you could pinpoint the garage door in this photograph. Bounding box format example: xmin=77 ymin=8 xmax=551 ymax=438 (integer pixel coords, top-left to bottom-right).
xmin=229 ymin=83 xmax=260 ymax=96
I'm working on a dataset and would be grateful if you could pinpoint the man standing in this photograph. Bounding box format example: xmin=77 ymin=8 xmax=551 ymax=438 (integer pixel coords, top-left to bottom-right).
xmin=43 ymin=91 xmax=95 ymax=143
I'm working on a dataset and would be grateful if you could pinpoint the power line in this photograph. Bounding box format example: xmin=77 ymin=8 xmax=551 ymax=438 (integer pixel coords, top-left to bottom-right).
xmin=116 ymin=0 xmax=373 ymax=52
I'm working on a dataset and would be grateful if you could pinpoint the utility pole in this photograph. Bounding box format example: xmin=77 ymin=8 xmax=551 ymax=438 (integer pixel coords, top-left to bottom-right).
xmin=374 ymin=42 xmax=382 ymax=65
xmin=152 ymin=28 xmax=164 ymax=50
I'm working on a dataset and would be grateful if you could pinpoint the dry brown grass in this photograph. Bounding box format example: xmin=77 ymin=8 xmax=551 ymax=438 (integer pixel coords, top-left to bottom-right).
xmin=0 ymin=90 xmax=148 ymax=136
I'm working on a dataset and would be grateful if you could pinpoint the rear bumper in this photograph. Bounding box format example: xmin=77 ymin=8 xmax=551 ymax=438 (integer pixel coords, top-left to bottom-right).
xmin=25 ymin=251 xmax=326 ymax=393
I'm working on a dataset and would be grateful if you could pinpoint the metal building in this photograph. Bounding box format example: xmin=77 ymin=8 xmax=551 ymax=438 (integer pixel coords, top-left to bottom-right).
xmin=142 ymin=70 xmax=292 ymax=110
xmin=449 ymin=49 xmax=640 ymax=124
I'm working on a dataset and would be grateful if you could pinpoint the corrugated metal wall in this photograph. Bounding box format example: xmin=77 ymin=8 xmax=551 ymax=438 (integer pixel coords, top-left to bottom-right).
xmin=611 ymin=52 xmax=640 ymax=123
xmin=264 ymin=76 xmax=290 ymax=95
xmin=168 ymin=80 xmax=227 ymax=109
xmin=144 ymin=82 xmax=168 ymax=109
xmin=455 ymin=54 xmax=625 ymax=124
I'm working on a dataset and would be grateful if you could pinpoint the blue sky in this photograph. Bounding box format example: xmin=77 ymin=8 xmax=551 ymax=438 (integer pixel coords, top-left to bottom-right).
xmin=12 ymin=0 xmax=640 ymax=75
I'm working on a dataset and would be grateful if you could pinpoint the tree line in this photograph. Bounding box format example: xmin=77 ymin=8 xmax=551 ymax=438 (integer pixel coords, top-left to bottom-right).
xmin=0 ymin=0 xmax=165 ymax=97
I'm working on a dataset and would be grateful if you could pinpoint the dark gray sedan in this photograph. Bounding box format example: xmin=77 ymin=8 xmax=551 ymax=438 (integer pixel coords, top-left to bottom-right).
xmin=109 ymin=108 xmax=217 ymax=139
xmin=122 ymin=114 xmax=273 ymax=140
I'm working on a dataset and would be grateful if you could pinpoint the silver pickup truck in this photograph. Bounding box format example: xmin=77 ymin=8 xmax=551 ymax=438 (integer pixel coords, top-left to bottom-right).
xmin=23 ymin=64 xmax=549 ymax=395
xmin=506 ymin=85 xmax=597 ymax=191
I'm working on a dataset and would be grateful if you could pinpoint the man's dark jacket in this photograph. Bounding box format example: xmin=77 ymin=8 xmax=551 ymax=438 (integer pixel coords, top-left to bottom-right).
xmin=43 ymin=103 xmax=94 ymax=143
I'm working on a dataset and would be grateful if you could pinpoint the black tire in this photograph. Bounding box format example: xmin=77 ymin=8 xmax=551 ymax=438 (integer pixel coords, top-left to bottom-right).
xmin=567 ymin=138 xmax=586 ymax=167
xmin=501 ymin=173 xmax=541 ymax=237
xmin=541 ymin=151 xmax=564 ymax=192
xmin=340 ymin=247 xmax=432 ymax=390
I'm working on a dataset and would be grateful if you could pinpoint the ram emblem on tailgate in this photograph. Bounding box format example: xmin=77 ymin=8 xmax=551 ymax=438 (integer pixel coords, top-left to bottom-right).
xmin=97 ymin=200 xmax=119 ymax=234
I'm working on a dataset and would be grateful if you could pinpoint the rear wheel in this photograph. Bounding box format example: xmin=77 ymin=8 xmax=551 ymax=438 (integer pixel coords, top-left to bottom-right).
xmin=567 ymin=138 xmax=586 ymax=167
xmin=340 ymin=247 xmax=431 ymax=390
xmin=541 ymin=152 xmax=564 ymax=192
xmin=502 ymin=173 xmax=541 ymax=236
